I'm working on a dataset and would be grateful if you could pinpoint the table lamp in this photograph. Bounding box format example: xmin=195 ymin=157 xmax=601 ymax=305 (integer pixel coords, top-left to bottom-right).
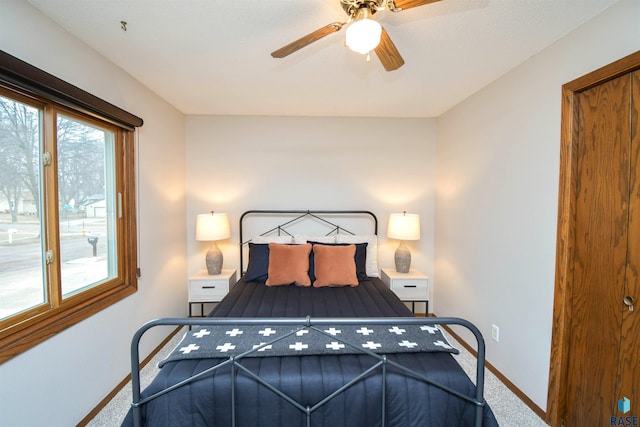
xmin=196 ymin=211 xmax=230 ymax=275
xmin=387 ymin=211 xmax=420 ymax=273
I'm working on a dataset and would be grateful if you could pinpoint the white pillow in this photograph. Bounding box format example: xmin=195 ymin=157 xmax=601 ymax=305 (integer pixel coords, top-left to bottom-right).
xmin=293 ymin=235 xmax=336 ymax=244
xmin=335 ymin=234 xmax=378 ymax=277
xmin=252 ymin=235 xmax=294 ymax=244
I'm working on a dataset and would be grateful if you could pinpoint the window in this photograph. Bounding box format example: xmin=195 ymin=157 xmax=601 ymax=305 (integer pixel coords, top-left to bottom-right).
xmin=0 ymin=83 xmax=138 ymax=362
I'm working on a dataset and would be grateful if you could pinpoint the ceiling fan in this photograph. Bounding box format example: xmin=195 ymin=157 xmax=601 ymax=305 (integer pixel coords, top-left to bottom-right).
xmin=270 ymin=0 xmax=442 ymax=72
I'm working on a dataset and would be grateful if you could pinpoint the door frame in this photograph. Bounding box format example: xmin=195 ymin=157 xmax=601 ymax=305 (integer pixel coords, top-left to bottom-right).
xmin=547 ymin=50 xmax=640 ymax=427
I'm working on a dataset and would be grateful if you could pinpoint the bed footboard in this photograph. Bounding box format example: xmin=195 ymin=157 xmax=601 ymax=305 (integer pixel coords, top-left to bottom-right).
xmin=129 ymin=317 xmax=487 ymax=427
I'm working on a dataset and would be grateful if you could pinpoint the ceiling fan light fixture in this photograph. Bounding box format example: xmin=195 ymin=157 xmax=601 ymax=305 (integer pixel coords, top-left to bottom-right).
xmin=345 ymin=9 xmax=382 ymax=54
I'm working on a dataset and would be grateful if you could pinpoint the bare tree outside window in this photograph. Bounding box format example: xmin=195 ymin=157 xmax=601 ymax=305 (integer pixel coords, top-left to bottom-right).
xmin=0 ymin=95 xmax=41 ymax=222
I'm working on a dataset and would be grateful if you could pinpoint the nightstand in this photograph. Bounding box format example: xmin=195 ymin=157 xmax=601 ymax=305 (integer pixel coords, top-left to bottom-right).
xmin=380 ymin=268 xmax=429 ymax=314
xmin=188 ymin=269 xmax=236 ymax=317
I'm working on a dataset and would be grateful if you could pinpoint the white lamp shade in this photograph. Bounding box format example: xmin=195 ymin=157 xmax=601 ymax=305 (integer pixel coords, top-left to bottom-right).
xmin=345 ymin=15 xmax=382 ymax=54
xmin=196 ymin=212 xmax=230 ymax=241
xmin=387 ymin=213 xmax=421 ymax=241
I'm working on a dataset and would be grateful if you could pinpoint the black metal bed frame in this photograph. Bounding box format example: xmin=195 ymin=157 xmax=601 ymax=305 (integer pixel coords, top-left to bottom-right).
xmin=131 ymin=317 xmax=487 ymax=427
xmin=129 ymin=210 xmax=488 ymax=427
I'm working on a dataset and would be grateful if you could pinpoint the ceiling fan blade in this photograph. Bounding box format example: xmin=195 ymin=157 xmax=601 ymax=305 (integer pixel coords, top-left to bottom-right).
xmin=271 ymin=22 xmax=345 ymax=58
xmin=392 ymin=0 xmax=441 ymax=11
xmin=374 ymin=27 xmax=405 ymax=72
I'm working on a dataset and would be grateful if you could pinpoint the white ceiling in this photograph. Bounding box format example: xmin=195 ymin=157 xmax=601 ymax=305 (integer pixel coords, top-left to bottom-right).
xmin=27 ymin=0 xmax=619 ymax=118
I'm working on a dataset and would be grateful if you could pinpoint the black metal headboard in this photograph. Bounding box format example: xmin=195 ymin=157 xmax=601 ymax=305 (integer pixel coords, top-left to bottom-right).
xmin=239 ymin=210 xmax=378 ymax=273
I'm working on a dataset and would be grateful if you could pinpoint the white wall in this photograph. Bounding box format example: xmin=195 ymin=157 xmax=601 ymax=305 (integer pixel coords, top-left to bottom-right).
xmin=185 ymin=115 xmax=436 ymax=307
xmin=434 ymin=0 xmax=640 ymax=412
xmin=0 ymin=1 xmax=187 ymax=426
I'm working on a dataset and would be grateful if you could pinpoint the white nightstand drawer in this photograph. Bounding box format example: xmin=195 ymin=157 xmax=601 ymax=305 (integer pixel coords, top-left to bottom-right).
xmin=390 ymin=279 xmax=428 ymax=300
xmin=189 ymin=280 xmax=228 ymax=301
xmin=188 ymin=269 xmax=236 ymax=303
xmin=381 ymin=268 xmax=429 ymax=302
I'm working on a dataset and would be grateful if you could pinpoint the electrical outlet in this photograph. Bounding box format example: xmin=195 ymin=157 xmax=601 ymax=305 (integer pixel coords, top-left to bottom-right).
xmin=491 ymin=324 xmax=500 ymax=343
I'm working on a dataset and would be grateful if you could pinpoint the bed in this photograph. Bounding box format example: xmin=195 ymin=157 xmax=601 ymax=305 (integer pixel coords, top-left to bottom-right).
xmin=124 ymin=210 xmax=498 ymax=427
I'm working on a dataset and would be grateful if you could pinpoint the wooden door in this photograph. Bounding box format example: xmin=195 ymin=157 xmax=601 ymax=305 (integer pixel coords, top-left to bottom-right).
xmin=617 ymin=70 xmax=640 ymax=415
xmin=552 ymin=67 xmax=640 ymax=426
xmin=562 ymin=72 xmax=632 ymax=426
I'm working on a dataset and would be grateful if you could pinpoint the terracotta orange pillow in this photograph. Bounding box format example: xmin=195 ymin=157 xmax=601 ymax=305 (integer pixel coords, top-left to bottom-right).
xmin=266 ymin=243 xmax=312 ymax=287
xmin=312 ymin=244 xmax=359 ymax=287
